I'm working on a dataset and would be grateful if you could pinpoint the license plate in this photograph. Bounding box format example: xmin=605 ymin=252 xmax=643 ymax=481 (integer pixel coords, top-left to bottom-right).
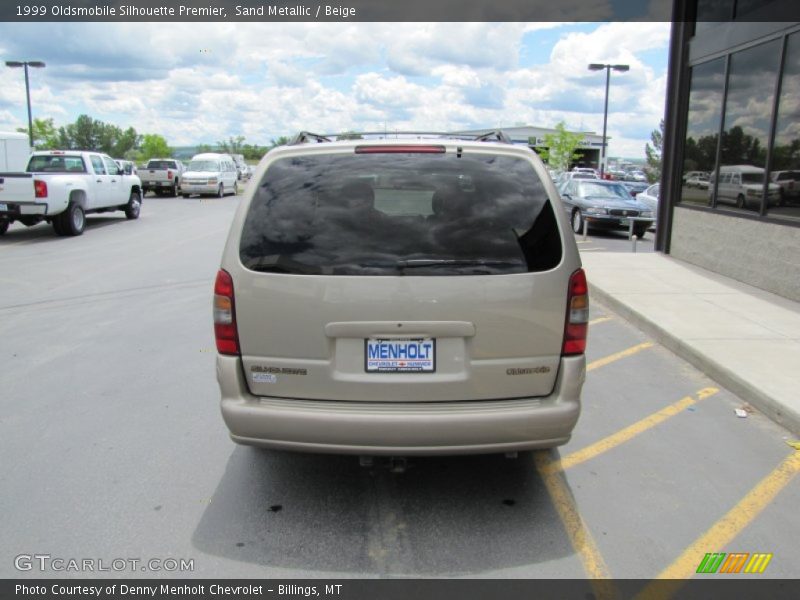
xmin=365 ymin=338 xmax=435 ymax=372
xmin=161 ymin=182 xmax=171 ymax=186
xmin=0 ymin=203 xmax=7 ymax=212
xmin=620 ymin=218 xmax=630 ymax=226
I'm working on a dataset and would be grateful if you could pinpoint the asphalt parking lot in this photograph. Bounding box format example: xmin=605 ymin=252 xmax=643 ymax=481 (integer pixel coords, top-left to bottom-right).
xmin=1 ymin=193 xmax=798 ymax=588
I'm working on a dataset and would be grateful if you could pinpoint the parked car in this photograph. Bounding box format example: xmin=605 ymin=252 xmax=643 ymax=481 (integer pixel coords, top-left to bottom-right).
xmin=559 ymin=178 xmax=654 ymax=238
xmin=181 ymin=153 xmax=239 ymax=198
xmin=683 ymin=170 xmax=709 ymax=184
xmin=572 ymin=167 xmax=599 ymax=177
xmin=710 ymin=165 xmax=780 ymax=209
xmin=231 ymin=154 xmax=249 ymax=180
xmin=770 ymin=170 xmax=800 ymax=204
xmin=214 ymin=132 xmax=588 ymax=456
xmin=637 ymin=183 xmax=660 ymax=229
xmin=0 ymin=150 xmax=142 ymax=236
xmin=623 ymin=170 xmax=647 ymax=182
xmin=685 ymin=174 xmax=710 ymax=189
xmin=140 ymin=158 xmax=184 ymax=197
xmin=555 ymin=170 xmax=599 ymax=187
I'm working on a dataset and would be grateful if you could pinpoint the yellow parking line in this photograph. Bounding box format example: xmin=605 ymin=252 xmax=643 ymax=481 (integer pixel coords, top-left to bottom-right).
xmin=589 ymin=316 xmax=613 ymax=326
xmin=638 ymin=451 xmax=800 ymax=599
xmin=534 ymin=452 xmax=618 ymax=600
xmin=543 ymin=388 xmax=719 ymax=474
xmin=587 ymin=341 xmax=654 ymax=371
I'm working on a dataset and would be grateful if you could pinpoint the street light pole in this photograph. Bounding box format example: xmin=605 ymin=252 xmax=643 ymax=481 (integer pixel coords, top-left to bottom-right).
xmin=588 ymin=63 xmax=629 ymax=178
xmin=5 ymin=60 xmax=46 ymax=149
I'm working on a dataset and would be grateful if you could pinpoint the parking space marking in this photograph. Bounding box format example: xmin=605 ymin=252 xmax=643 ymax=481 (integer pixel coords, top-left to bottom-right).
xmin=639 ymin=450 xmax=800 ymax=597
xmin=533 ymin=452 xmax=617 ymax=599
xmin=589 ymin=316 xmax=613 ymax=326
xmin=542 ymin=387 xmax=720 ymax=474
xmin=587 ymin=341 xmax=654 ymax=372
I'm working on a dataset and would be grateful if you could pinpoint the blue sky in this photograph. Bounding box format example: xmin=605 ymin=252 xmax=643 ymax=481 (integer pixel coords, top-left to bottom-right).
xmin=0 ymin=22 xmax=670 ymax=158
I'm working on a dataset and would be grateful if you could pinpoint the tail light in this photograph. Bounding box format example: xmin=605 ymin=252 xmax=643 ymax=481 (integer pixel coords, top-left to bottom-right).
xmin=214 ymin=269 xmax=239 ymax=355
xmin=562 ymin=268 xmax=589 ymax=355
xmin=34 ymin=179 xmax=47 ymax=198
xmin=167 ymin=170 xmax=174 ymax=180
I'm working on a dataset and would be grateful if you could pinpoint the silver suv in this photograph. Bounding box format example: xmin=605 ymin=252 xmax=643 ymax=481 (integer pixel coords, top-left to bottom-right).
xmin=214 ymin=131 xmax=588 ymax=456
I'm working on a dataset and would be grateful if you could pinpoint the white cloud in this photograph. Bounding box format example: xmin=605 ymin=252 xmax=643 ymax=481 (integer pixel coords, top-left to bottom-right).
xmin=0 ymin=21 xmax=670 ymax=158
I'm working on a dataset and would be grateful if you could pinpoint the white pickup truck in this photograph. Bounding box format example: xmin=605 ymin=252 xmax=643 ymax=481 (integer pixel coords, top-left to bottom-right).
xmin=139 ymin=158 xmax=184 ymax=197
xmin=0 ymin=150 xmax=143 ymax=236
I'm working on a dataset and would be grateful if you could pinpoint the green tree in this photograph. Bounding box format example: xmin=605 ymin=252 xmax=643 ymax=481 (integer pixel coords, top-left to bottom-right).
xmin=218 ymin=135 xmax=246 ymax=154
xmin=138 ymin=134 xmax=172 ymax=161
xmin=269 ymin=136 xmax=291 ymax=149
xmin=337 ymin=131 xmax=363 ymax=140
xmin=645 ymin=119 xmax=664 ymax=183
xmin=16 ymin=117 xmax=59 ymax=149
xmin=536 ymin=122 xmax=584 ymax=171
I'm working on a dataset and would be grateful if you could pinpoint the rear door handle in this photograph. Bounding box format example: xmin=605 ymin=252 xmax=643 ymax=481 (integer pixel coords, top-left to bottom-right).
xmin=96 ymin=179 xmax=102 ymax=183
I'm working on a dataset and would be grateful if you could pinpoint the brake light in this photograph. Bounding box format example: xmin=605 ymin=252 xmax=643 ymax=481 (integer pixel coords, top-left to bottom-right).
xmin=355 ymin=145 xmax=446 ymax=154
xmin=167 ymin=170 xmax=174 ymax=180
xmin=562 ymin=268 xmax=589 ymax=356
xmin=213 ymin=269 xmax=239 ymax=355
xmin=34 ymin=179 xmax=47 ymax=198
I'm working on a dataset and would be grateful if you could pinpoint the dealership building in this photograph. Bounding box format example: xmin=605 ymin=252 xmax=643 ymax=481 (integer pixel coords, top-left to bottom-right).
xmin=659 ymin=3 xmax=800 ymax=301
xmin=454 ymin=126 xmax=606 ymax=171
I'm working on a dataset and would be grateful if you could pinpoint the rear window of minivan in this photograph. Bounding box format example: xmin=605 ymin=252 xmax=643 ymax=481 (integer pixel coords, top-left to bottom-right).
xmin=239 ymin=152 xmax=562 ymax=276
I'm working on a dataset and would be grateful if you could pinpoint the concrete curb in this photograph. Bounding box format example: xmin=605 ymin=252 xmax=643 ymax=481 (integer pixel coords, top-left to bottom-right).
xmin=589 ymin=283 xmax=800 ymax=438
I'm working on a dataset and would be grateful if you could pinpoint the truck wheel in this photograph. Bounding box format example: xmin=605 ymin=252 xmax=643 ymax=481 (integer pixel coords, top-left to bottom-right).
xmin=182 ymin=193 xmax=190 ymax=199
xmin=217 ymin=184 xmax=224 ymax=198
xmin=125 ymin=191 xmax=141 ymax=220
xmin=57 ymin=202 xmax=86 ymax=236
xmin=0 ymin=220 xmax=8 ymax=235
xmin=172 ymin=183 xmax=178 ymax=197
xmin=233 ymin=181 xmax=239 ymax=196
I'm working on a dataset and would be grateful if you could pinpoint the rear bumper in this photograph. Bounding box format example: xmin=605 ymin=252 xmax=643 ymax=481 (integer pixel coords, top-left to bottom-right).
xmin=216 ymin=354 xmax=585 ymax=456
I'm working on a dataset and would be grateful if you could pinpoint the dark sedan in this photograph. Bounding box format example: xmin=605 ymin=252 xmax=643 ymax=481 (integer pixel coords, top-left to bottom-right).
xmin=559 ymin=179 xmax=655 ymax=238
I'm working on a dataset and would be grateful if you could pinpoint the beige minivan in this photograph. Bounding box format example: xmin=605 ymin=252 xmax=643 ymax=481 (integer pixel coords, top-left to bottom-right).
xmin=214 ymin=132 xmax=588 ymax=456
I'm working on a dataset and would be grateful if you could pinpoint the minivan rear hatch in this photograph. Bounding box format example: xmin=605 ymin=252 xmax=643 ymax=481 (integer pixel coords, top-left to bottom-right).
xmin=233 ymin=146 xmax=568 ymax=402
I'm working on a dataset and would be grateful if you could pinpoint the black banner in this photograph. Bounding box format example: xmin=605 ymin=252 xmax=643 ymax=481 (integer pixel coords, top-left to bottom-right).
xmin=4 ymin=579 xmax=800 ymax=600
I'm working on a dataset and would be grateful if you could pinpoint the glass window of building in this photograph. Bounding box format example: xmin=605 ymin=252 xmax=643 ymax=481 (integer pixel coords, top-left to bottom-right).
xmin=717 ymin=39 xmax=781 ymax=213
xmin=693 ymin=0 xmax=734 ymax=37
xmin=680 ymin=58 xmax=726 ymax=207
xmin=768 ymin=31 xmax=800 ymax=222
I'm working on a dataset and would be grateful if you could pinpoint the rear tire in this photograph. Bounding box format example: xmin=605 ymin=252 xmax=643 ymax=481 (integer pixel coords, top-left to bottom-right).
xmin=182 ymin=193 xmax=190 ymax=199
xmin=217 ymin=184 xmax=224 ymax=198
xmin=736 ymin=194 xmax=745 ymax=209
xmin=125 ymin=191 xmax=141 ymax=220
xmin=56 ymin=202 xmax=85 ymax=236
xmin=0 ymin=220 xmax=9 ymax=235
xmin=233 ymin=181 xmax=239 ymax=196
xmin=172 ymin=183 xmax=178 ymax=197
xmin=633 ymin=225 xmax=648 ymax=239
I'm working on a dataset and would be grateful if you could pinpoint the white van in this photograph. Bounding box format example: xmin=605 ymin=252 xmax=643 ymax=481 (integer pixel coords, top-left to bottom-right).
xmin=181 ymin=152 xmax=239 ymax=198
xmin=0 ymin=131 xmax=31 ymax=172
xmin=711 ymin=165 xmax=780 ymax=210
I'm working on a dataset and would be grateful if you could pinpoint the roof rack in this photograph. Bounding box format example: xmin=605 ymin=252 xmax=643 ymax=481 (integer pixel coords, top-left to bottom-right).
xmin=287 ymin=130 xmax=515 ymax=145
xmin=288 ymin=131 xmax=332 ymax=145
xmin=473 ymin=130 xmax=513 ymax=144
